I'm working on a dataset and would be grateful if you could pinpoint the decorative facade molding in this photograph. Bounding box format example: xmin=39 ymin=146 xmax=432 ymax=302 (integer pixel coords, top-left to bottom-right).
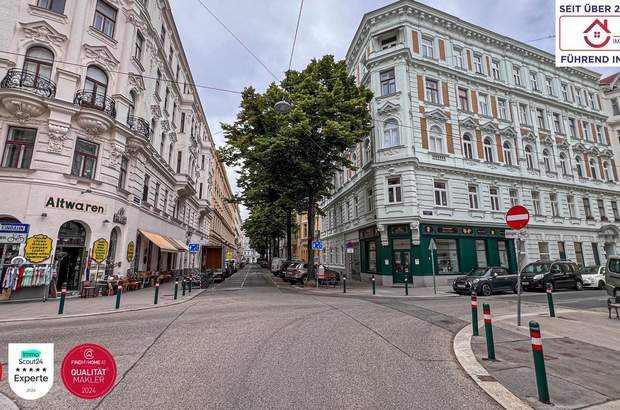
xmin=83 ymin=44 xmax=120 ymax=71
xmin=47 ymin=121 xmax=70 ymax=153
xmin=19 ymin=20 xmax=67 ymax=47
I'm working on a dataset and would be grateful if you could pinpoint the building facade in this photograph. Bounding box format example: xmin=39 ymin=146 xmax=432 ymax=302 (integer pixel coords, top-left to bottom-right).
xmin=321 ymin=1 xmax=620 ymax=286
xmin=241 ymin=230 xmax=259 ymax=263
xmin=0 ymin=0 xmax=234 ymax=298
xmin=600 ymin=73 xmax=620 ymax=178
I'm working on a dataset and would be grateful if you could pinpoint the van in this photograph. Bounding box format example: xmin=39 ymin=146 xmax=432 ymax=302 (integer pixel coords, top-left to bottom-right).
xmin=605 ymin=257 xmax=620 ymax=297
xmin=270 ymin=258 xmax=284 ymax=274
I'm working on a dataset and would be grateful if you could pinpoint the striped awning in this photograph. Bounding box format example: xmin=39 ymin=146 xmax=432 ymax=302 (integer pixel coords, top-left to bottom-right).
xmin=138 ymin=229 xmax=178 ymax=252
xmin=167 ymin=237 xmax=189 ymax=252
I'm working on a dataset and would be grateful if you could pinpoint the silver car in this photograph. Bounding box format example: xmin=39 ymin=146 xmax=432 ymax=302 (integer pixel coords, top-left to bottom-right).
xmin=578 ymin=266 xmax=606 ymax=289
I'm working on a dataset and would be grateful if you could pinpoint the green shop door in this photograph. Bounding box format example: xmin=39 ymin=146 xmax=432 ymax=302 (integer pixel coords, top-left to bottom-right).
xmin=393 ymin=250 xmax=411 ymax=284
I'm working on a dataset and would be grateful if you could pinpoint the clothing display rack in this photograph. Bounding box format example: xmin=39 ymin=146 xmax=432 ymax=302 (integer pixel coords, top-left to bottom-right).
xmin=0 ymin=263 xmax=54 ymax=302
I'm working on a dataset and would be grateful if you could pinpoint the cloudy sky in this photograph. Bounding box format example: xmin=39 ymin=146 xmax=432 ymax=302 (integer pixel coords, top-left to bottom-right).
xmin=169 ymin=0 xmax=614 ymax=220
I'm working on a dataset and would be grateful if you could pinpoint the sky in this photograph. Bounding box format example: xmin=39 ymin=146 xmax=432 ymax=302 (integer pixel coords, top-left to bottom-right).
xmin=169 ymin=0 xmax=615 ymax=221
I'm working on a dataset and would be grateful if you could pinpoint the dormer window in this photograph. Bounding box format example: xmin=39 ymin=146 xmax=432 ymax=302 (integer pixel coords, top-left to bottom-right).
xmin=381 ymin=35 xmax=397 ymax=50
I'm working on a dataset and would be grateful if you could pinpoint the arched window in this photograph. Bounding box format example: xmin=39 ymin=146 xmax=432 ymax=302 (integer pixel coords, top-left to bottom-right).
xmin=85 ymin=65 xmax=108 ymax=97
xmin=525 ymin=145 xmax=534 ymax=169
xmin=483 ymin=137 xmax=494 ymax=162
xmin=559 ymin=152 xmax=568 ymax=175
xmin=542 ymin=149 xmax=552 ymax=173
xmin=462 ymin=133 xmax=473 ymax=159
xmin=23 ymin=46 xmax=54 ymax=80
xmin=383 ymin=119 xmax=399 ymax=148
xmin=429 ymin=125 xmax=444 ymax=153
xmin=589 ymin=159 xmax=598 ymax=179
xmin=604 ymin=161 xmax=613 ymax=181
xmin=502 ymin=142 xmax=513 ymax=165
xmin=575 ymin=156 xmax=584 ymax=177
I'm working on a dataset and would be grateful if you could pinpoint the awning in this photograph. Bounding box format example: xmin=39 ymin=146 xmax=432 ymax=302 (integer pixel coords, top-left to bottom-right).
xmin=138 ymin=229 xmax=178 ymax=252
xmin=167 ymin=238 xmax=189 ymax=252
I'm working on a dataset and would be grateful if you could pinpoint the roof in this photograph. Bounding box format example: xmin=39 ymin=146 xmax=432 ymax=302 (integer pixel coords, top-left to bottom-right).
xmin=600 ymin=72 xmax=619 ymax=85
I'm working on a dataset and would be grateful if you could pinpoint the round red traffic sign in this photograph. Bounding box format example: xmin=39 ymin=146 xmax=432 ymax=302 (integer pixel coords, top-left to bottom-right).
xmin=506 ymin=205 xmax=530 ymax=230
xmin=61 ymin=343 xmax=117 ymax=399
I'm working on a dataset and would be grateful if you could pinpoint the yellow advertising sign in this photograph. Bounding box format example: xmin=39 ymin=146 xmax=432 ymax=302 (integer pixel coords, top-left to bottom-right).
xmin=127 ymin=241 xmax=135 ymax=262
xmin=225 ymin=250 xmax=234 ymax=260
xmin=91 ymin=238 xmax=108 ymax=264
xmin=24 ymin=234 xmax=53 ymax=263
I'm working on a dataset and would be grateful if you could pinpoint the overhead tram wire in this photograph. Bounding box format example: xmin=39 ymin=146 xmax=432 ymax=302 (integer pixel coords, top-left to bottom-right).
xmin=287 ymin=0 xmax=305 ymax=72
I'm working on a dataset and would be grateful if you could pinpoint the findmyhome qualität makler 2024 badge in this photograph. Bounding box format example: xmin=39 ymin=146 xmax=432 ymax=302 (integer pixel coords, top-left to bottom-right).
xmin=8 ymin=343 xmax=54 ymax=400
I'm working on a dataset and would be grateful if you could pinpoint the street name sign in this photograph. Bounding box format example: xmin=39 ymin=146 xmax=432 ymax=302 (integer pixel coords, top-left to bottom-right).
xmin=505 ymin=206 xmax=530 ymax=230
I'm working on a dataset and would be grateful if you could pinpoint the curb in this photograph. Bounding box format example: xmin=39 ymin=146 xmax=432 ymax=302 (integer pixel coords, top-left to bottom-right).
xmin=0 ymin=392 xmax=18 ymax=410
xmin=0 ymin=289 xmax=205 ymax=324
xmin=453 ymin=324 xmax=533 ymax=410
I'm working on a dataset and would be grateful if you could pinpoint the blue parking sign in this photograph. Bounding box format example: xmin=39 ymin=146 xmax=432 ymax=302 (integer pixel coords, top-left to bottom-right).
xmin=188 ymin=243 xmax=200 ymax=253
xmin=311 ymin=241 xmax=322 ymax=250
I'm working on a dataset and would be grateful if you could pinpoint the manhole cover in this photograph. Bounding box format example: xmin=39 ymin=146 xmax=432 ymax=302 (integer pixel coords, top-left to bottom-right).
xmin=478 ymin=375 xmax=496 ymax=382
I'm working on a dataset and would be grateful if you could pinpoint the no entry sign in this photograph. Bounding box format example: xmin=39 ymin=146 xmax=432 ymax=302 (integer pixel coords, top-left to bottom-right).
xmin=506 ymin=206 xmax=530 ymax=230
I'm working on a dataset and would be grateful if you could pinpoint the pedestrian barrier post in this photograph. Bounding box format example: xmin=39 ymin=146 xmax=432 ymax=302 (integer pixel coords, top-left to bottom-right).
xmin=546 ymin=283 xmax=555 ymax=318
xmin=483 ymin=303 xmax=495 ymax=361
xmin=471 ymin=290 xmax=479 ymax=336
xmin=404 ymin=277 xmax=409 ymax=296
xmin=188 ymin=277 xmax=192 ymax=294
xmin=115 ymin=284 xmax=122 ymax=309
xmin=58 ymin=282 xmax=66 ymax=315
xmin=182 ymin=279 xmax=186 ymax=296
xmin=529 ymin=321 xmax=551 ymax=404
xmin=174 ymin=280 xmax=179 ymax=300
xmin=372 ymin=275 xmax=376 ymax=295
xmin=154 ymin=281 xmax=160 ymax=305
xmin=343 ymin=276 xmax=346 ymax=294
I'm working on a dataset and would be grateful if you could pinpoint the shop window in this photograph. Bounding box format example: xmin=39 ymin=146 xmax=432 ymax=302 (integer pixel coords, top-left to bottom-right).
xmin=498 ymin=241 xmax=508 ymax=268
xmin=71 ymin=138 xmax=99 ymax=179
xmin=476 ymin=240 xmax=487 ymax=267
xmin=387 ymin=176 xmax=402 ymax=203
xmin=538 ymin=242 xmax=550 ymax=261
xmin=436 ymin=239 xmax=459 ymax=273
xmin=2 ymin=127 xmax=37 ymax=169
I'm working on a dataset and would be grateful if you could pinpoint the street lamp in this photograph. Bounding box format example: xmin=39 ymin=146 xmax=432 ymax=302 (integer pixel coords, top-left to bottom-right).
xmin=274 ymin=100 xmax=292 ymax=114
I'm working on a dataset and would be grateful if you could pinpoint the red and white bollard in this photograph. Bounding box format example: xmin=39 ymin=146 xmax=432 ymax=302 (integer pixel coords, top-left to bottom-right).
xmin=471 ymin=291 xmax=479 ymax=336
xmin=482 ymin=303 xmax=495 ymax=360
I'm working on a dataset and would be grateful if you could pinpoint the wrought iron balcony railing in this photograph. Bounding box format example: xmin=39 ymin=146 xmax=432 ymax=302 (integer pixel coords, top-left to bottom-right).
xmin=74 ymin=89 xmax=117 ymax=118
xmin=0 ymin=69 xmax=56 ymax=98
xmin=127 ymin=115 xmax=151 ymax=140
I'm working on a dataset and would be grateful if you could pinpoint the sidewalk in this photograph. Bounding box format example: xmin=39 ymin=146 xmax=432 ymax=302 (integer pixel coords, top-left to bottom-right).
xmin=470 ymin=308 xmax=620 ymax=409
xmin=0 ymin=281 xmax=205 ymax=322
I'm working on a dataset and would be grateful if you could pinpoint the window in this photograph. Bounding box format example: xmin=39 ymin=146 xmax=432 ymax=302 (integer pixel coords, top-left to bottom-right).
xmin=597 ymin=199 xmax=607 ymax=221
xmin=476 ymin=240 xmax=487 ymax=267
xmin=473 ymin=54 xmax=483 ymax=74
xmin=550 ymin=193 xmax=559 ymax=217
xmin=519 ymin=103 xmax=529 ymax=125
xmin=583 ymin=197 xmax=593 ymax=219
xmin=380 ymin=69 xmax=396 ymax=96
xmin=118 ymin=155 xmax=128 ymax=189
xmin=380 ymin=35 xmax=397 ymax=50
xmin=354 ymin=195 xmax=359 ymax=217
xmin=612 ymin=98 xmax=620 ymax=116
xmin=574 ymin=242 xmax=584 ymax=266
xmin=454 ymin=47 xmax=464 ymax=68
xmin=589 ymin=159 xmax=598 ymax=179
xmin=490 ymin=187 xmax=500 ymax=211
xmin=176 ymin=151 xmax=182 ymax=173
xmin=425 ymin=78 xmax=440 ymax=104
xmin=153 ymin=182 xmax=160 ymax=209
xmin=160 ymin=133 xmax=166 ymax=156
xmin=513 ymin=65 xmax=522 ymax=86
xmin=592 ymin=243 xmax=601 ymax=266
xmin=561 ymin=83 xmax=569 ymax=101
xmin=536 ymin=108 xmax=546 ymax=129
xmin=575 ymin=156 xmax=584 ymax=177
xmin=429 ymin=126 xmax=444 ymax=153
xmin=23 ymin=46 xmax=54 ymax=81
xmin=163 ymin=189 xmax=168 ymax=214
xmin=545 ymin=77 xmax=554 ymax=95
xmin=168 ymin=45 xmax=173 ymax=66
xmin=164 ymin=87 xmax=170 ymax=113
xmin=491 ymin=59 xmax=500 ymax=80
xmin=530 ymin=72 xmax=539 ymax=91
xmin=134 ymin=31 xmax=144 ymax=62
xmin=160 ymin=24 xmax=166 ymax=44
xmin=568 ymin=118 xmax=576 ymax=138
xmin=434 ymin=181 xmax=448 ymax=206
xmin=383 ymin=119 xmax=399 ymax=148
xmin=83 ymin=66 xmax=109 ymax=112
xmin=552 ymin=113 xmax=562 ymax=133
xmin=479 ymin=93 xmax=489 ymax=116
xmin=421 ymin=37 xmax=434 ymax=58
xmin=595 ymin=125 xmax=604 ymax=144
xmin=462 ymin=134 xmax=474 ymax=159
xmin=458 ymin=88 xmax=469 ymax=111
xmin=483 ymin=137 xmax=494 ymax=162
xmin=93 ymin=0 xmax=117 ymax=38
xmin=71 ymin=138 xmax=98 ymax=179
xmin=538 ymin=242 xmax=550 ymax=261
xmin=503 ymin=142 xmax=513 ymax=165
xmin=586 ymin=91 xmax=594 ymax=109
xmin=367 ymin=188 xmax=373 ymax=212
xmin=559 ymin=153 xmax=568 ymax=175
xmin=497 ymin=98 xmax=508 ymax=120
xmin=387 ymin=177 xmax=401 ymax=203
xmin=2 ymin=127 xmax=37 ymax=169
xmin=468 ymin=185 xmax=479 ymax=209
xmin=142 ymin=174 xmax=150 ymax=202
xmin=612 ymin=201 xmax=619 ymax=220
xmin=525 ymin=145 xmax=534 ymax=169
xmin=37 ymin=0 xmax=65 ymax=13
xmin=542 ymin=149 xmax=552 ymax=173
xmin=532 ymin=191 xmax=541 ymax=215
xmin=155 ymin=69 xmax=162 ymax=97
xmin=168 ymin=143 xmax=173 ymax=164
xmin=436 ymin=239 xmax=459 ymax=273
xmin=575 ymin=87 xmax=583 ymax=105
xmin=603 ymin=161 xmax=613 ymax=181
xmin=567 ymin=195 xmax=576 ymax=218
xmin=180 ymin=113 xmax=186 ymax=133
xmin=509 ymin=189 xmax=519 ymax=207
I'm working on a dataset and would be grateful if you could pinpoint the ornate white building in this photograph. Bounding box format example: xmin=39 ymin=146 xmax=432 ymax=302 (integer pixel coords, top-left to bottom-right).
xmin=0 ymin=0 xmax=229 ymax=295
xmin=320 ymin=0 xmax=620 ymax=286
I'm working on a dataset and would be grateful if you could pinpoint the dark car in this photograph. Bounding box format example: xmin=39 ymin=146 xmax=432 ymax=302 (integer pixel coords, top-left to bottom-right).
xmin=278 ymin=260 xmax=302 ymax=278
xmin=212 ymin=269 xmax=225 ymax=282
xmin=521 ymin=260 xmax=583 ymax=291
xmin=452 ymin=267 xmax=518 ymax=296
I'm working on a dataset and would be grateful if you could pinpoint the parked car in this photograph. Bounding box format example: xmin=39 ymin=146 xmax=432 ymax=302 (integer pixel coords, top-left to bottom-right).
xmin=452 ymin=267 xmax=518 ymax=296
xmin=278 ymin=260 xmax=302 ymax=278
xmin=606 ymin=257 xmax=620 ymax=297
xmin=212 ymin=269 xmax=225 ymax=283
xmin=578 ymin=265 xmax=606 ymax=289
xmin=284 ymin=262 xmax=309 ymax=285
xmin=520 ymin=260 xmax=583 ymax=291
xmin=271 ymin=258 xmax=285 ymax=274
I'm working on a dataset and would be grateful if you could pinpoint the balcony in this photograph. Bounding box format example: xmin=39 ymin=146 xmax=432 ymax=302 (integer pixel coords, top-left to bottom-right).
xmin=73 ymin=90 xmax=116 ymax=135
xmin=74 ymin=90 xmax=116 ymax=118
xmin=0 ymin=69 xmax=56 ymax=98
xmin=127 ymin=116 xmax=151 ymax=140
xmin=175 ymin=174 xmax=197 ymax=199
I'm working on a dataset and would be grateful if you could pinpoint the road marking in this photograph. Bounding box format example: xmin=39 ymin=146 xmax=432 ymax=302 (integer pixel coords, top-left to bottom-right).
xmin=240 ymin=267 xmax=250 ymax=288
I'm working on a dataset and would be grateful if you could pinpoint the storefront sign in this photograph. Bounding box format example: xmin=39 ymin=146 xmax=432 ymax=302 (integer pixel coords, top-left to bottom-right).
xmin=0 ymin=223 xmax=29 ymax=244
xmin=225 ymin=250 xmax=234 ymax=260
xmin=24 ymin=234 xmax=53 ymax=263
xmin=45 ymin=197 xmax=105 ymax=214
xmin=126 ymin=241 xmax=135 ymax=262
xmin=438 ymin=227 xmax=459 ymax=234
xmin=389 ymin=225 xmax=410 ymax=235
xmin=359 ymin=226 xmax=378 ymax=239
xmin=91 ymin=238 xmax=108 ymax=264
xmin=112 ymin=208 xmax=127 ymax=225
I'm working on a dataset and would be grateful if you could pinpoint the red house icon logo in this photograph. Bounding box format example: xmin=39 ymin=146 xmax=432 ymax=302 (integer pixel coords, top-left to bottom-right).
xmin=583 ymin=19 xmax=611 ymax=48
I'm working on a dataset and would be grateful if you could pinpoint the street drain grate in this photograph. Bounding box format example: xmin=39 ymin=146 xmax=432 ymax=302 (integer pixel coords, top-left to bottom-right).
xmin=478 ymin=375 xmax=496 ymax=382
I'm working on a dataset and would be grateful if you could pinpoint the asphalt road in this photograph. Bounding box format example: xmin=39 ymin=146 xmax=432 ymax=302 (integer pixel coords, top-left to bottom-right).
xmin=0 ymin=265 xmax=503 ymax=410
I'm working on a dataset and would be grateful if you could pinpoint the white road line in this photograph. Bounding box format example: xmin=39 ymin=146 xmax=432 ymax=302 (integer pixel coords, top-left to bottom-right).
xmin=240 ymin=266 xmax=251 ymax=288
